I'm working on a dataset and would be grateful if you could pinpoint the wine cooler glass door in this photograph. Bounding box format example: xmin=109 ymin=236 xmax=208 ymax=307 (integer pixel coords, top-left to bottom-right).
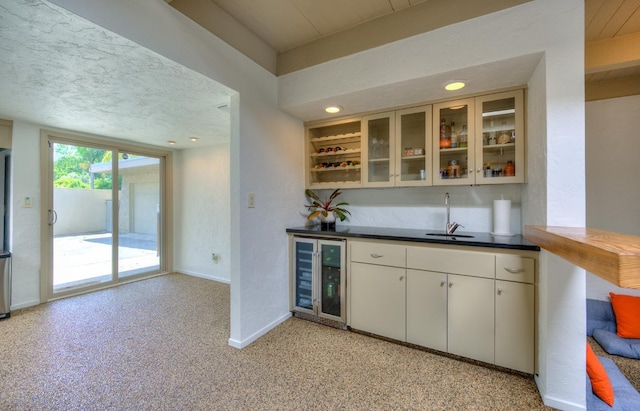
xmin=319 ymin=241 xmax=345 ymax=320
xmin=294 ymin=239 xmax=315 ymax=311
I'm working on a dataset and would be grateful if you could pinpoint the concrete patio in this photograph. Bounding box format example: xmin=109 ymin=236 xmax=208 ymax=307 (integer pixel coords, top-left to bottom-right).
xmin=53 ymin=232 xmax=160 ymax=290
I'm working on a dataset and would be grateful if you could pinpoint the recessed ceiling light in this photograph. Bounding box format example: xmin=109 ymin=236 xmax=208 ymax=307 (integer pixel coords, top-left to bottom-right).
xmin=189 ymin=137 xmax=199 ymax=142
xmin=324 ymin=105 xmax=342 ymax=114
xmin=168 ymin=140 xmax=176 ymax=145
xmin=444 ymin=81 xmax=466 ymax=91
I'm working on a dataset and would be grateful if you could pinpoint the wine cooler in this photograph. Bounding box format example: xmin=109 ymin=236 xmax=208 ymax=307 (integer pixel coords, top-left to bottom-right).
xmin=290 ymin=237 xmax=346 ymax=326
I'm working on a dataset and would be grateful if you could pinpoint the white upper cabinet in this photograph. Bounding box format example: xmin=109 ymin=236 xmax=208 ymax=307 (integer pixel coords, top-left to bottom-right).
xmin=362 ymin=112 xmax=395 ymax=187
xmin=361 ymin=106 xmax=433 ymax=188
xmin=306 ymin=118 xmax=362 ymax=189
xmin=432 ymin=98 xmax=475 ymax=186
xmin=305 ymin=89 xmax=525 ymax=189
xmin=395 ymin=105 xmax=432 ymax=187
xmin=474 ymin=89 xmax=525 ymax=184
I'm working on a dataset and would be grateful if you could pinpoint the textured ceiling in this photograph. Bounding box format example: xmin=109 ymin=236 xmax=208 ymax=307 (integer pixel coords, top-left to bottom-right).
xmin=0 ymin=0 xmax=232 ymax=149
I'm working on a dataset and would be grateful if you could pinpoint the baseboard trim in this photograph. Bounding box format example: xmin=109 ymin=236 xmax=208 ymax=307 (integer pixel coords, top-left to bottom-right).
xmin=177 ymin=270 xmax=230 ymax=284
xmin=228 ymin=312 xmax=292 ymax=349
xmin=535 ymin=374 xmax=585 ymax=410
xmin=10 ymin=299 xmax=40 ymax=311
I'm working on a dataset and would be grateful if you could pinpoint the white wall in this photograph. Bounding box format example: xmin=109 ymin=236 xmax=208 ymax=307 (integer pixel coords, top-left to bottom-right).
xmin=585 ymin=95 xmax=640 ymax=300
xmin=53 ymin=188 xmax=112 ymax=236
xmin=9 ymin=121 xmax=42 ymax=309
xmin=174 ymin=144 xmax=231 ymax=283
xmin=282 ymin=1 xmax=586 ymax=409
xmin=311 ymin=184 xmax=523 ymax=234
xmin=48 ymin=0 xmax=305 ymax=348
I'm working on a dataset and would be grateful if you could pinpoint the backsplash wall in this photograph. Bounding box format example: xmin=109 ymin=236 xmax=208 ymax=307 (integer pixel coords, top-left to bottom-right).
xmin=305 ymin=184 xmax=523 ymax=234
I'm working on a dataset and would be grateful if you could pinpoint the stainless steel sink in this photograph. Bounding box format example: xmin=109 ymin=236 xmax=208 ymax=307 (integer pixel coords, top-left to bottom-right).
xmin=426 ymin=233 xmax=474 ymax=238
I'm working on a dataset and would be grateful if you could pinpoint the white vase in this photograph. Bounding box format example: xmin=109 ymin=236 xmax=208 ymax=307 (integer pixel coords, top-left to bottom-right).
xmin=320 ymin=212 xmax=336 ymax=224
xmin=319 ymin=212 xmax=336 ymax=230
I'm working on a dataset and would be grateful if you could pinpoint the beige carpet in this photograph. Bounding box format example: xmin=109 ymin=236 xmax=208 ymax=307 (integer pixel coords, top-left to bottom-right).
xmin=0 ymin=273 xmax=551 ymax=410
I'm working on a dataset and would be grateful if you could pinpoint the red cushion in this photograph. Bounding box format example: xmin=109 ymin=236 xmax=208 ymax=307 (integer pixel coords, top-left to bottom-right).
xmin=586 ymin=343 xmax=615 ymax=406
xmin=609 ymin=292 xmax=640 ymax=338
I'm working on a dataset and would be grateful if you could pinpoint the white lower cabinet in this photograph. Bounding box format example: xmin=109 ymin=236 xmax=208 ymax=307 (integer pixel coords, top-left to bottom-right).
xmin=350 ymin=262 xmax=406 ymax=341
xmin=447 ymin=274 xmax=495 ymax=364
xmin=406 ymin=269 xmax=447 ymax=351
xmin=495 ymin=279 xmax=535 ymax=373
xmin=348 ymin=239 xmax=536 ymax=374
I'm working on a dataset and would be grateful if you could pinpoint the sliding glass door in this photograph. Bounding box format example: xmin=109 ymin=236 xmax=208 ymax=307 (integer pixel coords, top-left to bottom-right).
xmin=116 ymin=155 xmax=161 ymax=278
xmin=51 ymin=142 xmax=115 ymax=291
xmin=42 ymin=133 xmax=167 ymax=299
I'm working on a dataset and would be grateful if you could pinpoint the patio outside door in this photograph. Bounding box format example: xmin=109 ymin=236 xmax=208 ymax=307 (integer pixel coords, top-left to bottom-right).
xmin=43 ymin=136 xmax=164 ymax=299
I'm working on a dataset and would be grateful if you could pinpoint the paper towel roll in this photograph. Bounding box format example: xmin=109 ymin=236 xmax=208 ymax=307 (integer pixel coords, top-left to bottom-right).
xmin=493 ymin=199 xmax=511 ymax=235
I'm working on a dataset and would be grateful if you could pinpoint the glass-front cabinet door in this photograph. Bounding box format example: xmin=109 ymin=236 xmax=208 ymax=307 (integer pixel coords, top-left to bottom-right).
xmin=432 ymin=99 xmax=475 ymax=186
xmin=319 ymin=241 xmax=345 ymax=319
xmin=474 ymin=90 xmax=525 ymax=184
xmin=395 ymin=105 xmax=432 ymax=186
xmin=293 ymin=238 xmax=315 ymax=313
xmin=362 ymin=112 xmax=395 ymax=187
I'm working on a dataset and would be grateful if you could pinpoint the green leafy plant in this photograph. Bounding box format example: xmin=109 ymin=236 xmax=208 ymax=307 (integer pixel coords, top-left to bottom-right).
xmin=305 ymin=188 xmax=351 ymax=221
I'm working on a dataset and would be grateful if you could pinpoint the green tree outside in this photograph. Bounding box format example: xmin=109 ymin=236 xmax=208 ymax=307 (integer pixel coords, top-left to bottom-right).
xmin=53 ymin=144 xmax=128 ymax=190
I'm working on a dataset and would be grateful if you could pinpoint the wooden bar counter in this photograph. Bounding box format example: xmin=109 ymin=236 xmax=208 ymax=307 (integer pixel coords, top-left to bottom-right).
xmin=524 ymin=226 xmax=640 ymax=290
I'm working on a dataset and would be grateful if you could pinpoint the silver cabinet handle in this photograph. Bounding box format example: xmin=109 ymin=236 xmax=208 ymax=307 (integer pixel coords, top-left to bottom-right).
xmin=448 ymin=281 xmax=453 ymax=288
xmin=370 ymin=253 xmax=383 ymax=258
xmin=399 ymin=276 xmax=404 ymax=281
xmin=440 ymin=280 xmax=446 ymax=287
xmin=504 ymin=267 xmax=525 ymax=274
xmin=497 ymin=288 xmax=503 ymax=295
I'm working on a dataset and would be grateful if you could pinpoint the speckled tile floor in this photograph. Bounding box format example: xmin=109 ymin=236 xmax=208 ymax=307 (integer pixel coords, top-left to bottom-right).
xmin=0 ymin=273 xmax=551 ymax=410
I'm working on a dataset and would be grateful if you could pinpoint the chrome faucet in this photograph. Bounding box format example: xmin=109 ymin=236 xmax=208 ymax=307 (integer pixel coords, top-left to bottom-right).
xmin=445 ymin=192 xmax=463 ymax=235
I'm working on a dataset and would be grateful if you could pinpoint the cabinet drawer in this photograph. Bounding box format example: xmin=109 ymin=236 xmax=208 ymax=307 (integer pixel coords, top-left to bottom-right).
xmin=496 ymin=255 xmax=535 ymax=284
xmin=350 ymin=241 xmax=406 ymax=267
xmin=407 ymin=246 xmax=494 ymax=279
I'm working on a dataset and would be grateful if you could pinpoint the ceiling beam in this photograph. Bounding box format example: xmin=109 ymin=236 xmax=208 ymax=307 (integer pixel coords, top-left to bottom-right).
xmin=169 ymin=0 xmax=277 ymax=74
xmin=586 ymin=75 xmax=640 ymax=101
xmin=585 ymin=31 xmax=640 ymax=74
xmin=276 ymin=0 xmax=532 ymax=76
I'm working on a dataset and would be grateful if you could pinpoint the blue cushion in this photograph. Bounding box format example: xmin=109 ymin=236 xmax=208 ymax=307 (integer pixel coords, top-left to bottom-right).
xmin=593 ymin=329 xmax=640 ymax=360
xmin=587 ymin=298 xmax=617 ymax=337
xmin=587 ymin=356 xmax=640 ymax=410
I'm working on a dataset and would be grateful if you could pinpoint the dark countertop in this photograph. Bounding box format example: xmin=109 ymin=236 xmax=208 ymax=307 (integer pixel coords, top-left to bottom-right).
xmin=286 ymin=225 xmax=540 ymax=251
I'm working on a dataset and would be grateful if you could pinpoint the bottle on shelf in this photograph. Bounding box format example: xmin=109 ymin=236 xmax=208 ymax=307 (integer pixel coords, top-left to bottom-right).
xmin=450 ymin=121 xmax=457 ymax=148
xmin=439 ymin=118 xmax=451 ymax=149
xmin=459 ymin=124 xmax=468 ymax=147
xmin=504 ymin=160 xmax=515 ymax=176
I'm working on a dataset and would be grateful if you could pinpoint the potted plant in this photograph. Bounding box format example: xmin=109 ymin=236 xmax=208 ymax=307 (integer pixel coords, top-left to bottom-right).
xmin=305 ymin=188 xmax=350 ymax=230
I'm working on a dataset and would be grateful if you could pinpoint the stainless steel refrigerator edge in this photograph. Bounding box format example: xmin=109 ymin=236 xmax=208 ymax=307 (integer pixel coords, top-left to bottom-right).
xmin=0 ymin=149 xmax=11 ymax=319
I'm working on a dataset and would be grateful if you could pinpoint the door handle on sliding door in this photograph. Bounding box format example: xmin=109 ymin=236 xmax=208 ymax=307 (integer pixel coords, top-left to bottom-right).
xmin=48 ymin=209 xmax=57 ymax=225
